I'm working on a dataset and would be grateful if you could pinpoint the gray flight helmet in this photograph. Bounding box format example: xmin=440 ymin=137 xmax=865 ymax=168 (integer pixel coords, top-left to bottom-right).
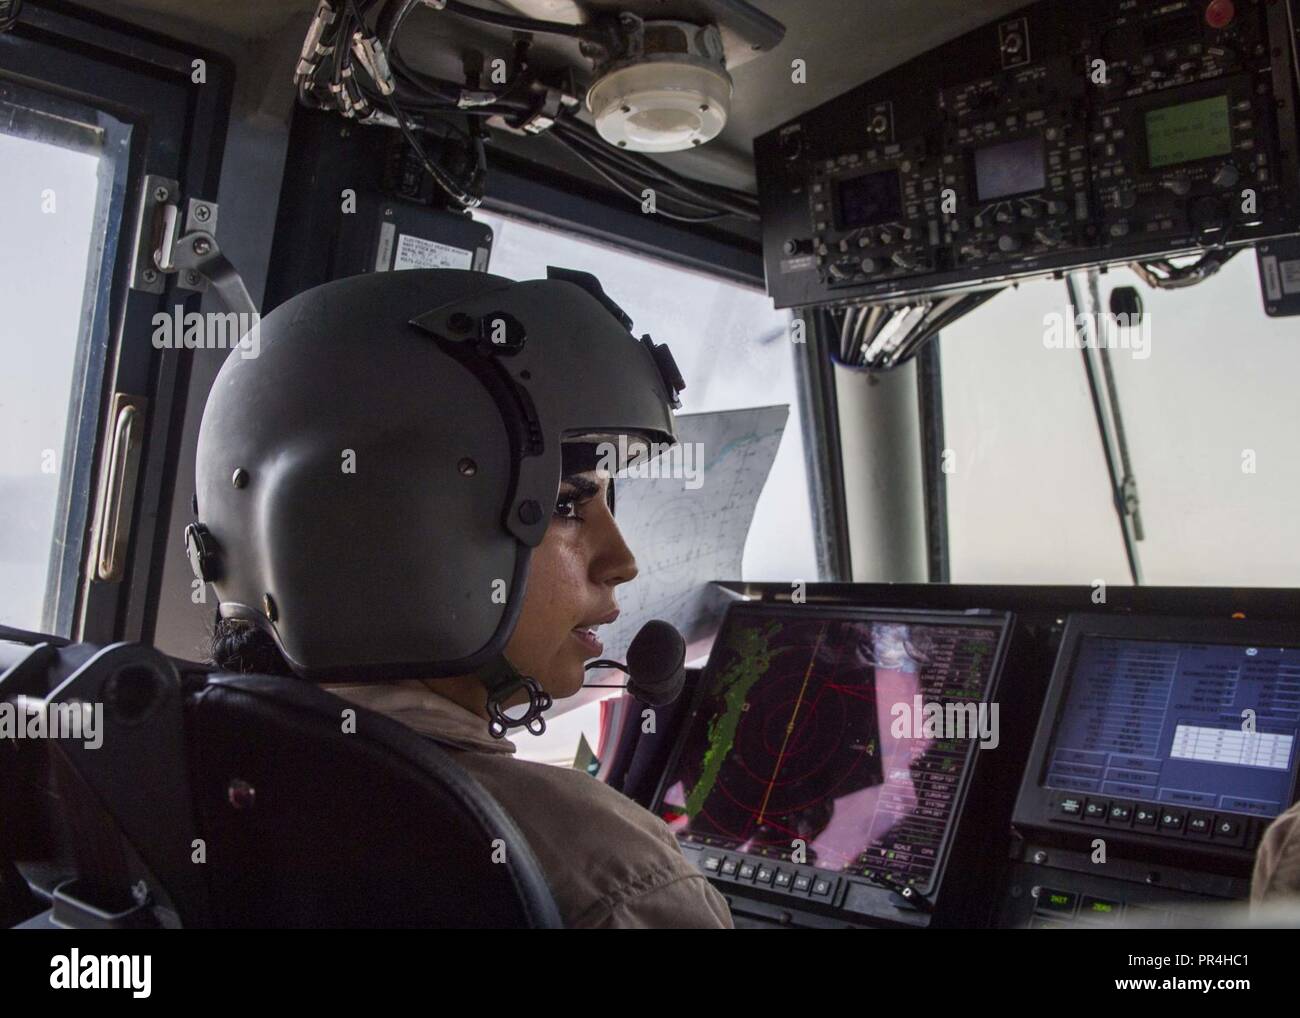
xmin=189 ymin=266 xmax=684 ymax=683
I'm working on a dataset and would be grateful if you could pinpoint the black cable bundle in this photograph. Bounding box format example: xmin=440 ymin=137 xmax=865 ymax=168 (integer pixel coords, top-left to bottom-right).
xmin=295 ymin=0 xmax=759 ymax=220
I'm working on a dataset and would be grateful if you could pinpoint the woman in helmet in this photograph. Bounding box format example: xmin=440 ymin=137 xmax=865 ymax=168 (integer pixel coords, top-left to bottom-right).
xmin=193 ymin=266 xmax=732 ymax=929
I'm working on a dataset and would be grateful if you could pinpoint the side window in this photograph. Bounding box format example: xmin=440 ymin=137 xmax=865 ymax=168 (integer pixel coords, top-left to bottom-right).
xmin=0 ymin=84 xmax=129 ymax=634
xmin=474 ymin=209 xmax=821 ymax=765
xmin=0 ymin=8 xmax=230 ymax=639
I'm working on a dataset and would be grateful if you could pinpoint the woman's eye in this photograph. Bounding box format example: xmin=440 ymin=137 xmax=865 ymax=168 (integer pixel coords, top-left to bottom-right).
xmin=554 ymin=494 xmax=585 ymax=523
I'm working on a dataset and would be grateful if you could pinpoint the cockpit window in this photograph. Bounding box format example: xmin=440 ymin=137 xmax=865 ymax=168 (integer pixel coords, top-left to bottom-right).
xmin=0 ymin=85 xmax=130 ymax=634
xmin=939 ymin=255 xmax=1300 ymax=586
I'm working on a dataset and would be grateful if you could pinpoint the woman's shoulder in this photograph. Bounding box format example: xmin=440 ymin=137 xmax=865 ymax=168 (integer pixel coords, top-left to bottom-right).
xmin=460 ymin=750 xmax=681 ymax=852
xmin=453 ymin=751 xmax=721 ymax=926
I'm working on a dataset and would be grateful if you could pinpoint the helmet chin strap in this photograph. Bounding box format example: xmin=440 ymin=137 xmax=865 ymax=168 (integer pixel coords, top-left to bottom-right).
xmin=475 ymin=654 xmax=553 ymax=739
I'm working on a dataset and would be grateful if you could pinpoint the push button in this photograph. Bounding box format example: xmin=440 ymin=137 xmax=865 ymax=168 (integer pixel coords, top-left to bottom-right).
xmin=1080 ymin=896 xmax=1123 ymax=923
xmin=701 ymin=854 xmax=722 ymax=873
xmin=1213 ymin=816 xmax=1243 ymax=842
xmin=720 ymin=858 xmax=739 ymax=876
xmin=755 ymin=866 xmax=775 ymax=885
xmin=793 ymin=874 xmax=813 ymax=892
xmin=1035 ymin=887 xmax=1078 ymax=915
xmin=1083 ymin=798 xmax=1109 ymax=821
xmin=773 ymin=869 xmax=793 ymax=889
xmin=737 ymin=862 xmax=757 ymax=881
xmin=1059 ymin=795 xmax=1084 ymax=818
xmin=812 ymin=877 xmax=833 ymax=897
xmin=1134 ymin=804 xmax=1158 ymax=827
xmin=1186 ymin=813 xmax=1213 ymax=837
xmin=1108 ymin=801 xmax=1134 ymax=825
xmin=1159 ymin=808 xmax=1186 ymax=833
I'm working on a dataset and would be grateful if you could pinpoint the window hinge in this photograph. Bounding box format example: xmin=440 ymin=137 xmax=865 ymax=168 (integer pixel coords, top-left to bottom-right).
xmin=129 ymin=174 xmax=257 ymax=316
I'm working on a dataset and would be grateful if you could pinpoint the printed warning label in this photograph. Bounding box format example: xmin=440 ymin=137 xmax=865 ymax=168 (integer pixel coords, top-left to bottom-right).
xmin=392 ymin=234 xmax=474 ymax=270
xmin=1281 ymin=259 xmax=1300 ymax=296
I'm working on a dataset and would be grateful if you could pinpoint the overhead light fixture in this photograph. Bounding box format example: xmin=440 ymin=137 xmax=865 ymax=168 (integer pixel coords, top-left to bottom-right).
xmin=585 ymin=17 xmax=732 ymax=153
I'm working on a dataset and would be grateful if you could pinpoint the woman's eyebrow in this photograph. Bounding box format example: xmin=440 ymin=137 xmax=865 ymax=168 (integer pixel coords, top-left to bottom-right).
xmin=559 ymin=474 xmax=601 ymax=500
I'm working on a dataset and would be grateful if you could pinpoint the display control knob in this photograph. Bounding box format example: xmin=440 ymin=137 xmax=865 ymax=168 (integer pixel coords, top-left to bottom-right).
xmin=997 ymin=234 xmax=1023 ymax=253
xmin=1165 ymin=175 xmax=1193 ymax=197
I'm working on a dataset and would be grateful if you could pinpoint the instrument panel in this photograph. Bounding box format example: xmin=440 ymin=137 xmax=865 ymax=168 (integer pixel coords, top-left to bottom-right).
xmin=754 ymin=0 xmax=1300 ymax=307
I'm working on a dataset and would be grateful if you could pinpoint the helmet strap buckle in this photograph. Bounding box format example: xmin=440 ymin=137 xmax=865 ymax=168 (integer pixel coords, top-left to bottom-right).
xmin=476 ymin=655 xmax=553 ymax=738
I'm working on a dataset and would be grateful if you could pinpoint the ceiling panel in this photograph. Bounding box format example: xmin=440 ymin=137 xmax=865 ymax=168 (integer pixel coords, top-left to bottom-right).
xmin=96 ymin=0 xmax=1033 ymax=191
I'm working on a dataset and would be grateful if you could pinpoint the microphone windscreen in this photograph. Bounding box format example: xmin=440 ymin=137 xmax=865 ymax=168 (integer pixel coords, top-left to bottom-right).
xmin=625 ymin=619 xmax=686 ymax=706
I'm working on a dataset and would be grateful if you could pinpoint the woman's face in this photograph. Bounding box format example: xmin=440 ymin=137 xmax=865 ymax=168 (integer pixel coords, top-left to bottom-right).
xmin=502 ymin=469 xmax=637 ymax=700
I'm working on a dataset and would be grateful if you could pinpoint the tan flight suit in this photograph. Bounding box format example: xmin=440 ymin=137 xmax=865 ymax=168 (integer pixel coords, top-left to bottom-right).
xmin=324 ymin=680 xmax=734 ymax=929
xmin=1251 ymin=799 xmax=1300 ymax=906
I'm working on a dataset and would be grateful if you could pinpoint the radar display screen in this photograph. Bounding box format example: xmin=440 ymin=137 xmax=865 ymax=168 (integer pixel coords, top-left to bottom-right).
xmin=656 ymin=606 xmax=1009 ymax=892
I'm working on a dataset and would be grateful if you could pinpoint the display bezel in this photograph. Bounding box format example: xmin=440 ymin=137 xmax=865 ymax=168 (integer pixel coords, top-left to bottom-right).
xmin=1016 ymin=614 xmax=1300 ymax=840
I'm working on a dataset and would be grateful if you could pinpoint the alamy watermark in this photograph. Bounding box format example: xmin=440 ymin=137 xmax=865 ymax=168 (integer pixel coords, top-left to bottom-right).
xmin=50 ymin=950 xmax=150 ymax=997
xmin=890 ymin=695 xmax=1000 ymax=749
xmin=1043 ymin=310 xmax=1151 ymax=360
xmin=152 ymin=305 xmax=260 ymax=359
xmin=0 ymin=697 xmax=103 ymax=749
xmin=595 ymin=435 xmax=703 ymax=490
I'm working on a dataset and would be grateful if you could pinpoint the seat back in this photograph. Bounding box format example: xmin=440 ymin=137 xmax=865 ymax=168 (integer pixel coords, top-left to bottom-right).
xmin=188 ymin=671 xmax=562 ymax=928
xmin=1 ymin=638 xmax=562 ymax=928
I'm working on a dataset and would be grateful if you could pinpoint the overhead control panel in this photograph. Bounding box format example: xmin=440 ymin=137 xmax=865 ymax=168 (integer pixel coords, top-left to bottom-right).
xmin=754 ymin=0 xmax=1300 ymax=308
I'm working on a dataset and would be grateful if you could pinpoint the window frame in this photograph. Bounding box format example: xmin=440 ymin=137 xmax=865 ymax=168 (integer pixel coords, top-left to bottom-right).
xmin=0 ymin=1 xmax=232 ymax=642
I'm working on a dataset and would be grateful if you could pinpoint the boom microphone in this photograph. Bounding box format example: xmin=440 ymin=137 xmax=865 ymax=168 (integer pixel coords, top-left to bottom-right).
xmin=582 ymin=619 xmax=686 ymax=706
